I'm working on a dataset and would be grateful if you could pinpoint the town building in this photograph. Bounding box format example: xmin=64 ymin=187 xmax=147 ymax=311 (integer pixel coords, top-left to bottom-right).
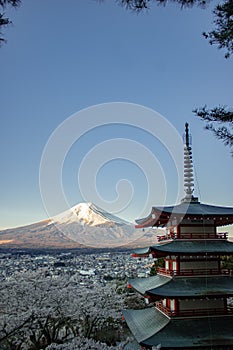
xmin=123 ymin=123 xmax=233 ymax=349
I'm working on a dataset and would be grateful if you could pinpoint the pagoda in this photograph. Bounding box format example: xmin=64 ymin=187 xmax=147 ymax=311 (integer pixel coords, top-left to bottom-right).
xmin=123 ymin=123 xmax=233 ymax=350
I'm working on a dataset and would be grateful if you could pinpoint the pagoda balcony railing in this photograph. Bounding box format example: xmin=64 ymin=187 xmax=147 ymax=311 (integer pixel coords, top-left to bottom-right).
xmin=155 ymin=301 xmax=233 ymax=318
xmin=157 ymin=234 xmax=173 ymax=242
xmin=157 ymin=267 xmax=231 ymax=277
xmin=180 ymin=232 xmax=228 ymax=240
xmin=157 ymin=232 xmax=228 ymax=242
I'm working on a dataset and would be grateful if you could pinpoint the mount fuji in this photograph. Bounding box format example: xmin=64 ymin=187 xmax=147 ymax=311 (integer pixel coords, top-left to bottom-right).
xmin=0 ymin=203 xmax=161 ymax=249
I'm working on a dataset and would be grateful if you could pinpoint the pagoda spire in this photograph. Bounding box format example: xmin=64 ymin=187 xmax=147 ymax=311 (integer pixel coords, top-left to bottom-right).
xmin=182 ymin=123 xmax=198 ymax=203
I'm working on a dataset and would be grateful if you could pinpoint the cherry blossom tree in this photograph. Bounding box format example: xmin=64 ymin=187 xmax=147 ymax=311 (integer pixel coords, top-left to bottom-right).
xmin=0 ymin=269 xmax=129 ymax=349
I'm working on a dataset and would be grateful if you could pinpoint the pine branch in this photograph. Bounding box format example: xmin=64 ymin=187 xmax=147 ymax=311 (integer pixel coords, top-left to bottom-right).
xmin=193 ymin=105 xmax=233 ymax=122
xmin=0 ymin=0 xmax=20 ymax=7
xmin=193 ymin=105 xmax=233 ymax=155
xmin=116 ymin=0 xmax=208 ymax=11
xmin=0 ymin=0 xmax=21 ymax=43
xmin=203 ymin=0 xmax=233 ymax=58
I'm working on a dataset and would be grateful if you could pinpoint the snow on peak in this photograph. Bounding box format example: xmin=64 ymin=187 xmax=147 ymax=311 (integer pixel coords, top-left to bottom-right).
xmin=51 ymin=202 xmax=122 ymax=227
xmin=72 ymin=202 xmax=110 ymax=226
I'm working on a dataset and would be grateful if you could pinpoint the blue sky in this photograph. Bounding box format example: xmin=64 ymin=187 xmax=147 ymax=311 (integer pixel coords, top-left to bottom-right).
xmin=1 ymin=0 xmax=233 ymax=228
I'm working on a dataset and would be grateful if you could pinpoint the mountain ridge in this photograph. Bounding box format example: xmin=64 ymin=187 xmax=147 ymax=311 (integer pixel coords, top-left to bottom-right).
xmin=0 ymin=203 xmax=161 ymax=249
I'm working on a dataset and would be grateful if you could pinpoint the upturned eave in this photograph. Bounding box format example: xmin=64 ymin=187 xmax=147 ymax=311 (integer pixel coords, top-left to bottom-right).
xmin=135 ymin=202 xmax=233 ymax=228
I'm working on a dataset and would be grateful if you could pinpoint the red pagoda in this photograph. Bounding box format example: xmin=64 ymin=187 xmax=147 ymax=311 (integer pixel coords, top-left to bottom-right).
xmin=123 ymin=123 xmax=233 ymax=349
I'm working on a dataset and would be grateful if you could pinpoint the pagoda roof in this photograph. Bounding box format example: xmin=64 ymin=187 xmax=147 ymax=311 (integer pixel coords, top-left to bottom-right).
xmin=128 ymin=275 xmax=170 ymax=295
xmin=123 ymin=308 xmax=233 ymax=348
xmin=133 ymin=239 xmax=233 ymax=257
xmin=135 ymin=201 xmax=233 ymax=228
xmin=147 ymin=276 xmax=233 ymax=298
xmin=123 ymin=307 xmax=169 ymax=344
xmin=128 ymin=275 xmax=233 ymax=298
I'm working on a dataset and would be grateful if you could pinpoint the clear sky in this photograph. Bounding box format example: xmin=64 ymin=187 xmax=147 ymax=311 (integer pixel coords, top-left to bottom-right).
xmin=1 ymin=0 xmax=233 ymax=229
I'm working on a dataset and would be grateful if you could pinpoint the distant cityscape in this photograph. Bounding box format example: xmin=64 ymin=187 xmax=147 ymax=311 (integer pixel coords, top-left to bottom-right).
xmin=0 ymin=249 xmax=153 ymax=283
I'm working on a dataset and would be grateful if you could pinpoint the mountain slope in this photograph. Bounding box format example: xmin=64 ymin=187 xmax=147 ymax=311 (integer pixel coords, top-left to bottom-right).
xmin=0 ymin=203 xmax=161 ymax=249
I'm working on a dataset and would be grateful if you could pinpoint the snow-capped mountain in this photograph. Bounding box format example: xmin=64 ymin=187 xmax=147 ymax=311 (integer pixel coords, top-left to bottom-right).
xmin=52 ymin=203 xmax=129 ymax=226
xmin=0 ymin=203 xmax=161 ymax=249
